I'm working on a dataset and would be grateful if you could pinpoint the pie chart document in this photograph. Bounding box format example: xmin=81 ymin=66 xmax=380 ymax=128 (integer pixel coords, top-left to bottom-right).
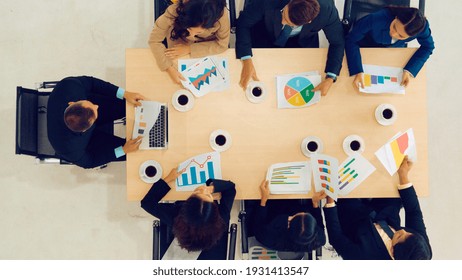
xmin=276 ymin=72 xmax=321 ymax=109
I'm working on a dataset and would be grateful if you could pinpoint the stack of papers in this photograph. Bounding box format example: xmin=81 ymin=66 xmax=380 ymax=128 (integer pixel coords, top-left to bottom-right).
xmin=178 ymin=56 xmax=229 ymax=97
xmin=375 ymin=128 xmax=417 ymax=175
xmin=311 ymin=153 xmax=376 ymax=200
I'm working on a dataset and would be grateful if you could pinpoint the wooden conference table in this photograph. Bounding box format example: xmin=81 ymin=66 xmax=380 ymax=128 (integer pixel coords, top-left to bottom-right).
xmin=125 ymin=48 xmax=428 ymax=201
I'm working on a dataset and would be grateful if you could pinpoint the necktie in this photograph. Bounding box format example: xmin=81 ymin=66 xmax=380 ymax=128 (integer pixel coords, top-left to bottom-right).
xmin=376 ymin=220 xmax=395 ymax=239
xmin=273 ymin=25 xmax=292 ymax=47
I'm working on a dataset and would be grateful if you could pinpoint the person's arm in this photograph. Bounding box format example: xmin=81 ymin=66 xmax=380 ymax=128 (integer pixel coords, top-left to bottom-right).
xmin=321 ymin=7 xmax=345 ymax=77
xmin=310 ymin=203 xmax=327 ymax=248
xmin=344 ymin=12 xmax=380 ymax=77
xmin=235 ymin=0 xmax=266 ymax=59
xmin=322 ymin=197 xmax=361 ymax=259
xmin=403 ymin=21 xmax=435 ymax=78
xmin=148 ymin=5 xmax=176 ymax=71
xmin=140 ymin=168 xmax=181 ymax=225
xmin=206 ymin=178 xmax=236 ymax=222
xmin=397 ymin=157 xmax=429 ymax=241
xmin=189 ymin=10 xmax=230 ymax=57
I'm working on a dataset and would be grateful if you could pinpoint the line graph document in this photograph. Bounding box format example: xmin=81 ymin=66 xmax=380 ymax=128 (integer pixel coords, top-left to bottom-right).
xmin=176 ymin=151 xmax=222 ymax=191
xmin=179 ymin=57 xmax=227 ymax=97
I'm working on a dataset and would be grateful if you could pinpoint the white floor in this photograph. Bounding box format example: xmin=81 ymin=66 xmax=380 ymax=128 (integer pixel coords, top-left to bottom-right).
xmin=1 ymin=0 xmax=461 ymax=260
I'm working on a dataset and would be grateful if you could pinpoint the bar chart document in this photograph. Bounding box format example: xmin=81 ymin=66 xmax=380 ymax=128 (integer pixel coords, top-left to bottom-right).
xmin=266 ymin=161 xmax=311 ymax=194
xmin=176 ymin=151 xmax=222 ymax=191
xmin=360 ymin=64 xmax=405 ymax=94
xmin=337 ymin=153 xmax=376 ymax=196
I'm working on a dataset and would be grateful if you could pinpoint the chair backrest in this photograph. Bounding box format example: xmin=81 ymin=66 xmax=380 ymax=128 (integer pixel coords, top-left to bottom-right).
xmin=154 ymin=0 xmax=173 ymax=22
xmin=342 ymin=0 xmax=421 ymax=35
xmin=16 ymin=86 xmax=58 ymax=160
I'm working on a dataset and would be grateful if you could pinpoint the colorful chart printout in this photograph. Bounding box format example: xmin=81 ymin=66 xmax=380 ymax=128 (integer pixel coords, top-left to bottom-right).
xmin=180 ymin=56 xmax=227 ymax=97
xmin=276 ymin=72 xmax=321 ymax=109
xmin=311 ymin=154 xmax=339 ymax=200
xmin=176 ymin=152 xmax=222 ymax=191
xmin=179 ymin=56 xmax=229 ymax=92
xmin=266 ymin=161 xmax=311 ymax=194
xmin=360 ymin=64 xmax=405 ymax=94
xmin=337 ymin=153 xmax=376 ymax=196
xmin=375 ymin=128 xmax=417 ymax=175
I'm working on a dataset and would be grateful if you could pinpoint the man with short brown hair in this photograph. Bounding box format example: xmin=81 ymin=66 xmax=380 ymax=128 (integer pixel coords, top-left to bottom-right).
xmin=235 ymin=0 xmax=344 ymax=96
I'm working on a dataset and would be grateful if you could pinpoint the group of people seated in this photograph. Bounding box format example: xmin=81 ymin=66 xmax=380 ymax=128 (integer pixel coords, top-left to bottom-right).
xmin=44 ymin=0 xmax=434 ymax=260
xmin=140 ymin=155 xmax=431 ymax=260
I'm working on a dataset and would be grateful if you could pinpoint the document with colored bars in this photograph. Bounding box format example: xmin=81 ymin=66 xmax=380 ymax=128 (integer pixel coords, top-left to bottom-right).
xmin=179 ymin=56 xmax=227 ymax=97
xmin=132 ymin=100 xmax=168 ymax=150
xmin=311 ymin=153 xmax=376 ymax=200
xmin=359 ymin=64 xmax=405 ymax=94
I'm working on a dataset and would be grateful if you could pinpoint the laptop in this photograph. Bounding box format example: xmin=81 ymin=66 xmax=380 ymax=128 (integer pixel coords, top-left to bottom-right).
xmin=132 ymin=101 xmax=168 ymax=150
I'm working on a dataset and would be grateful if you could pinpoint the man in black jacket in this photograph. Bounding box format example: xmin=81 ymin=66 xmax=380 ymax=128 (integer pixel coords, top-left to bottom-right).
xmin=47 ymin=76 xmax=145 ymax=168
xmin=235 ymin=0 xmax=344 ymax=96
xmin=315 ymin=156 xmax=432 ymax=260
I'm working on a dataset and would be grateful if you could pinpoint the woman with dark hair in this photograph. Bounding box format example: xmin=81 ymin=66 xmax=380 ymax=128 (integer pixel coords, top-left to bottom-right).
xmin=149 ymin=0 xmax=229 ymax=84
xmin=345 ymin=6 xmax=435 ymax=89
xmin=141 ymin=168 xmax=236 ymax=259
xmin=251 ymin=180 xmax=326 ymax=253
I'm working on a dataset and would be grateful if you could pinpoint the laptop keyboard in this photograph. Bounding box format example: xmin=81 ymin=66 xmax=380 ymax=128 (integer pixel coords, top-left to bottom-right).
xmin=149 ymin=106 xmax=167 ymax=148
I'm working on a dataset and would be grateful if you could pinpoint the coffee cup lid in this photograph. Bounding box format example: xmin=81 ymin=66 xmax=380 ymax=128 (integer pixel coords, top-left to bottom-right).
xmin=172 ymin=89 xmax=195 ymax=112
xmin=209 ymin=129 xmax=232 ymax=152
xmin=139 ymin=160 xmax=163 ymax=184
xmin=343 ymin=135 xmax=365 ymax=156
xmin=301 ymin=136 xmax=324 ymax=158
xmin=245 ymin=81 xmax=267 ymax=104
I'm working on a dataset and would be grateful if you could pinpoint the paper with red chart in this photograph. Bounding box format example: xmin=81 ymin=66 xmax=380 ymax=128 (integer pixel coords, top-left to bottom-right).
xmin=176 ymin=151 xmax=222 ymax=191
xmin=375 ymin=128 xmax=417 ymax=176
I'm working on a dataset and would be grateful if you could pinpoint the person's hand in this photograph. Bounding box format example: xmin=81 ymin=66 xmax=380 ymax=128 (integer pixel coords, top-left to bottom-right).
xmin=239 ymin=59 xmax=259 ymax=90
xmin=312 ymin=190 xmax=327 ymax=208
xmin=401 ymin=71 xmax=412 ymax=87
xmin=313 ymin=78 xmax=334 ymax=96
xmin=165 ymin=44 xmax=191 ymax=59
xmin=124 ymin=91 xmax=146 ymax=107
xmin=259 ymin=180 xmax=270 ymax=206
xmin=164 ymin=167 xmax=182 ymax=183
xmin=166 ymin=66 xmax=186 ymax=85
xmin=122 ymin=136 xmax=142 ymax=154
xmin=397 ymin=156 xmax=413 ymax=185
xmin=353 ymin=73 xmax=364 ymax=91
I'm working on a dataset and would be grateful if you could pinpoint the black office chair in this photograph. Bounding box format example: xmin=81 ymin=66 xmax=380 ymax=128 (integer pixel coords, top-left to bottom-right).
xmin=238 ymin=200 xmax=322 ymax=260
xmin=152 ymin=219 xmax=238 ymax=260
xmin=342 ymin=0 xmax=426 ymax=35
xmin=154 ymin=0 xmax=173 ymax=22
xmin=15 ymin=82 xmax=71 ymax=164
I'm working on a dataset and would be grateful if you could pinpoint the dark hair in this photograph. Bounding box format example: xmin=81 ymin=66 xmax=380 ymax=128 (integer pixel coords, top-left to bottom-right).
xmin=273 ymin=213 xmax=321 ymax=252
xmin=288 ymin=0 xmax=320 ymax=26
xmin=171 ymin=0 xmax=226 ymax=41
xmin=393 ymin=233 xmax=432 ymax=260
xmin=172 ymin=195 xmax=226 ymax=252
xmin=387 ymin=7 xmax=426 ymax=37
xmin=64 ymin=103 xmax=95 ymax=132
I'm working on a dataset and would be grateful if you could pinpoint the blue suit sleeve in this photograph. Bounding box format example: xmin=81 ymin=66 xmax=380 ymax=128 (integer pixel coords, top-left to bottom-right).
xmin=207 ymin=179 xmax=236 ymax=222
xmin=76 ymin=76 xmax=119 ymax=98
xmin=140 ymin=179 xmax=176 ymax=226
xmin=403 ymin=22 xmax=434 ymax=77
xmin=235 ymin=0 xmax=266 ymax=59
xmin=345 ymin=14 xmax=376 ymax=76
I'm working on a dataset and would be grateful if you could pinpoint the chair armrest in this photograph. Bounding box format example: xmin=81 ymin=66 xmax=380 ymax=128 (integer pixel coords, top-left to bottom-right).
xmin=227 ymin=223 xmax=238 ymax=260
xmin=153 ymin=220 xmax=161 ymax=260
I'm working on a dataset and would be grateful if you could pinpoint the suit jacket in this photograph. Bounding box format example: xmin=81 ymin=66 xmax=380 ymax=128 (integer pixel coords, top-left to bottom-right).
xmin=148 ymin=4 xmax=230 ymax=71
xmin=253 ymin=201 xmax=326 ymax=252
xmin=345 ymin=8 xmax=435 ymax=77
xmin=47 ymin=76 xmax=125 ymax=169
xmin=323 ymin=186 xmax=432 ymax=260
xmin=235 ymin=0 xmax=344 ymax=75
xmin=140 ymin=178 xmax=236 ymax=260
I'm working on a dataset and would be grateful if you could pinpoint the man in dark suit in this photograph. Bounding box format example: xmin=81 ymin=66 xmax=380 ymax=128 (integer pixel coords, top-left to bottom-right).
xmin=235 ymin=0 xmax=344 ymax=96
xmin=315 ymin=156 xmax=432 ymax=259
xmin=47 ymin=76 xmax=145 ymax=169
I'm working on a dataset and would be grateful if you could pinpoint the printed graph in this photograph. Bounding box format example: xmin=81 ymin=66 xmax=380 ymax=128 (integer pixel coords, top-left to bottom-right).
xmin=189 ymin=67 xmax=218 ymax=90
xmin=337 ymin=154 xmax=376 ymax=196
xmin=266 ymin=162 xmax=310 ymax=194
xmin=284 ymin=77 xmax=316 ymax=106
xmin=176 ymin=152 xmax=222 ymax=191
xmin=317 ymin=159 xmax=335 ymax=193
xmin=390 ymin=132 xmax=409 ymax=169
xmin=338 ymin=158 xmax=359 ymax=190
xmin=250 ymin=247 xmax=278 ymax=260
xmin=276 ymin=73 xmax=321 ymax=109
xmin=360 ymin=64 xmax=405 ymax=94
xmin=311 ymin=154 xmax=339 ymax=200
